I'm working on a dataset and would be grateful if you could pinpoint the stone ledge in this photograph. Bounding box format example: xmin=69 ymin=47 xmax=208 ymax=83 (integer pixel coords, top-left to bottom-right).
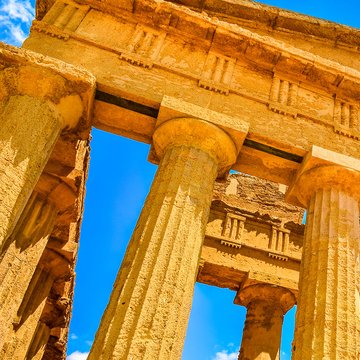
xmin=0 ymin=42 xmax=96 ymax=133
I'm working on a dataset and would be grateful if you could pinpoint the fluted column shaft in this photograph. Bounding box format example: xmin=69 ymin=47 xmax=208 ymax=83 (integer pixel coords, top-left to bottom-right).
xmin=293 ymin=188 xmax=358 ymax=359
xmin=89 ymin=115 xmax=245 ymax=360
xmin=240 ymin=302 xmax=283 ymax=360
xmin=90 ymin=144 xmax=217 ymax=360
xmin=1 ymin=245 xmax=73 ymax=360
xmin=236 ymin=284 xmax=296 ymax=360
xmin=0 ymin=96 xmax=62 ymax=249
xmin=1 ymin=265 xmax=55 ymax=360
xmin=0 ymin=43 xmax=95 ymax=249
xmin=0 ymin=192 xmax=57 ymax=354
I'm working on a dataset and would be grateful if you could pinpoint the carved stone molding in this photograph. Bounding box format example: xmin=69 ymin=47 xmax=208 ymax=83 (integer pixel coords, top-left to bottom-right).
xmin=199 ymin=52 xmax=235 ymax=95
xmin=268 ymin=226 xmax=290 ymax=261
xmin=333 ymin=99 xmax=360 ymax=139
xmin=119 ymin=25 xmax=166 ymax=69
xmin=31 ymin=21 xmax=70 ymax=40
xmin=268 ymin=75 xmax=298 ymax=118
xmin=43 ymin=0 xmax=90 ymax=32
xmin=220 ymin=212 xmax=246 ymax=248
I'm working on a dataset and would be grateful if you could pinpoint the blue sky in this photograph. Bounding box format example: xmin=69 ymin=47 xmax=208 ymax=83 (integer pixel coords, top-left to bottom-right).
xmin=1 ymin=1 xmax=359 ymax=359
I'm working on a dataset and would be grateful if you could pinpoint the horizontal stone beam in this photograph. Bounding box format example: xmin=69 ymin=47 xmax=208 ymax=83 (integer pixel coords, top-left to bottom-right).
xmin=24 ymin=1 xmax=360 ymax=184
xmin=197 ymin=174 xmax=305 ymax=295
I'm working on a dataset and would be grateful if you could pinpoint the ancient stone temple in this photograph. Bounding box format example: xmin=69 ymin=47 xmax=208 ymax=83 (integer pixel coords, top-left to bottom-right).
xmin=1 ymin=0 xmax=360 ymax=358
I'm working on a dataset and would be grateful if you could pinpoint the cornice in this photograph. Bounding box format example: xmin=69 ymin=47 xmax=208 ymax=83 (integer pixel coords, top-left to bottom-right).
xmin=36 ymin=0 xmax=360 ymax=50
xmin=34 ymin=0 xmax=360 ymax=103
xmin=168 ymin=0 xmax=360 ymax=50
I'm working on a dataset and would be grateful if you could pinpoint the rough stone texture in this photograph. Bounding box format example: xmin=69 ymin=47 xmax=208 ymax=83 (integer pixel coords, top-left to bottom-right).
xmin=197 ymin=174 xmax=303 ymax=359
xmin=37 ymin=134 xmax=91 ymax=360
xmin=0 ymin=96 xmax=62 ymax=253
xmin=88 ymin=109 xmax=246 ymax=359
xmin=0 ymin=42 xmax=93 ymax=359
xmin=213 ymin=173 xmax=304 ymax=223
xmin=25 ymin=0 xmax=360 ymax=186
xmin=1 ymin=0 xmax=360 ymax=358
xmin=89 ymin=145 xmax=217 ymax=359
xmin=0 ymin=42 xmax=95 ymax=251
xmin=287 ymin=147 xmax=360 ymax=360
xmin=235 ymin=284 xmax=296 ymax=360
xmin=294 ymin=188 xmax=358 ymax=359
xmin=198 ymin=173 xmax=304 ymax=293
xmin=0 ymin=131 xmax=91 ymax=360
xmin=0 ymin=193 xmax=57 ymax=356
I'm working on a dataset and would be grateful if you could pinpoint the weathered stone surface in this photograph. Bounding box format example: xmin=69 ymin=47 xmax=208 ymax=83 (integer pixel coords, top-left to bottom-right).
xmin=287 ymin=146 xmax=360 ymax=360
xmin=235 ymin=284 xmax=296 ymax=360
xmin=24 ymin=0 xmax=360 ymax=187
xmin=1 ymin=0 xmax=360 ymax=358
xmin=214 ymin=173 xmax=304 ymax=223
xmin=0 ymin=42 xmax=95 ymax=251
xmin=88 ymin=98 xmax=248 ymax=359
xmin=0 ymin=157 xmax=88 ymax=359
xmin=38 ymin=135 xmax=91 ymax=360
xmin=0 ymin=120 xmax=90 ymax=359
xmin=0 ymin=193 xmax=57 ymax=356
xmin=198 ymin=173 xmax=304 ymax=293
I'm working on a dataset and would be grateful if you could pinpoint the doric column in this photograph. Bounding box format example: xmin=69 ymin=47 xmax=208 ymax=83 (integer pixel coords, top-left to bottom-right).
xmin=0 ymin=43 xmax=95 ymax=249
xmin=235 ymin=284 xmax=296 ymax=360
xmin=286 ymin=146 xmax=360 ymax=360
xmin=0 ymin=192 xmax=56 ymax=353
xmin=356 ymin=287 xmax=360 ymax=359
xmin=89 ymin=96 xmax=249 ymax=360
xmin=0 ymin=246 xmax=72 ymax=360
xmin=0 ymin=173 xmax=76 ymax=355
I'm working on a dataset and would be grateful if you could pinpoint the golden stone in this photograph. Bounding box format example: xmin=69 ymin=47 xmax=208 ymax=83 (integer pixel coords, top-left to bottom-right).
xmin=1 ymin=0 xmax=360 ymax=358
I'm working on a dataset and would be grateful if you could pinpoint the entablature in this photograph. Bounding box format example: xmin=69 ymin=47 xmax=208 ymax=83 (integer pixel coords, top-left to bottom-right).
xmin=33 ymin=0 xmax=360 ymax=103
xmin=198 ymin=174 xmax=305 ymax=294
xmin=27 ymin=0 xmax=360 ymax=185
xmin=35 ymin=0 xmax=360 ymax=52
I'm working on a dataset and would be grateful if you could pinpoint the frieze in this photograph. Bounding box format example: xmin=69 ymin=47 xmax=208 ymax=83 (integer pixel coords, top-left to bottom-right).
xmin=205 ymin=209 xmax=301 ymax=263
xmin=119 ymin=25 xmax=166 ymax=69
xmin=333 ymin=99 xmax=360 ymax=139
xmin=267 ymin=226 xmax=290 ymax=261
xmin=42 ymin=0 xmax=90 ymax=32
xmin=30 ymin=1 xmax=360 ymax=150
xmin=198 ymin=52 xmax=236 ymax=95
xmin=268 ymin=76 xmax=298 ymax=118
xmin=220 ymin=212 xmax=246 ymax=248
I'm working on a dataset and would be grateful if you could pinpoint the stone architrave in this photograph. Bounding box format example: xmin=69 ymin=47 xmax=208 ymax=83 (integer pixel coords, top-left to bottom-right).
xmin=235 ymin=284 xmax=296 ymax=360
xmin=0 ymin=43 xmax=95 ymax=250
xmin=88 ymin=97 xmax=249 ymax=360
xmin=286 ymin=146 xmax=360 ymax=360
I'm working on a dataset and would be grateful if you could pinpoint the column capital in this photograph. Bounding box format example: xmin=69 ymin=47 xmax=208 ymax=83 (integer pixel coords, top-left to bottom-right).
xmin=286 ymin=145 xmax=360 ymax=207
xmin=35 ymin=173 xmax=77 ymax=212
xmin=152 ymin=96 xmax=249 ymax=177
xmin=0 ymin=42 xmax=96 ymax=132
xmin=235 ymin=283 xmax=296 ymax=314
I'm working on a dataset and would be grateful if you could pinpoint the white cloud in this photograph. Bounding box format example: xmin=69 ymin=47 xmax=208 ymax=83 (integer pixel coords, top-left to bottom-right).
xmin=0 ymin=0 xmax=34 ymax=23
xmin=7 ymin=22 xmax=26 ymax=42
xmin=67 ymin=351 xmax=89 ymax=360
xmin=212 ymin=350 xmax=238 ymax=360
xmin=70 ymin=333 xmax=79 ymax=340
xmin=85 ymin=340 xmax=93 ymax=346
xmin=0 ymin=0 xmax=35 ymax=45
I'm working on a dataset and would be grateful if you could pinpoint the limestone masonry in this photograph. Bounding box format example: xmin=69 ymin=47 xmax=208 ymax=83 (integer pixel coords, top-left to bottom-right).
xmin=1 ymin=0 xmax=360 ymax=358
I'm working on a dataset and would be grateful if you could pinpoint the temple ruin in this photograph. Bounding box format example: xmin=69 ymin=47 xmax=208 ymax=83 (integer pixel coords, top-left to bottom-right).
xmin=1 ymin=0 xmax=360 ymax=358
